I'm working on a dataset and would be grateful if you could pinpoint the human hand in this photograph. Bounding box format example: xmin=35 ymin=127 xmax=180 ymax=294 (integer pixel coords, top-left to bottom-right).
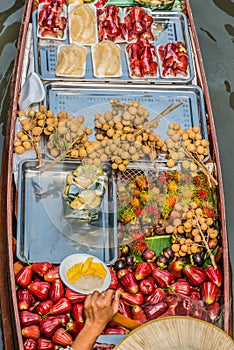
xmin=84 ymin=289 xmax=120 ymax=334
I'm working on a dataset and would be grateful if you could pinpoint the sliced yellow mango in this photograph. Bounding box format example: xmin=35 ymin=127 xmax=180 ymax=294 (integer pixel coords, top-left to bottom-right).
xmin=81 ymin=257 xmax=94 ymax=273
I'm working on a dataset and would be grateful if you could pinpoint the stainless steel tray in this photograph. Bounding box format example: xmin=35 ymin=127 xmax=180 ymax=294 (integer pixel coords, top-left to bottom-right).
xmin=43 ymin=82 xmax=207 ymax=149
xmin=32 ymin=10 xmax=194 ymax=83
xmin=16 ymin=160 xmax=118 ymax=264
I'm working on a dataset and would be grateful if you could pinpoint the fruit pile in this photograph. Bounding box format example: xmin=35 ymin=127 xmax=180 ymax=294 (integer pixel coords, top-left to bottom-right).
xmin=14 ymin=262 xmax=116 ymax=349
xmin=126 ymin=38 xmax=158 ymax=78
xmin=158 ymin=41 xmax=189 ymax=77
xmin=97 ymin=5 xmax=154 ymax=43
xmin=37 ymin=0 xmax=67 ymax=39
xmin=15 ymin=101 xmax=211 ymax=180
xmin=15 ymin=245 xmax=223 ymax=349
xmin=117 ymin=170 xmax=218 ymax=248
xmin=112 ymin=244 xmax=223 ymax=325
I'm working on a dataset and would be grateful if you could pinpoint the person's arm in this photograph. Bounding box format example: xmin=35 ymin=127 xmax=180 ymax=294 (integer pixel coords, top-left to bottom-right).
xmin=72 ymin=289 xmax=120 ymax=350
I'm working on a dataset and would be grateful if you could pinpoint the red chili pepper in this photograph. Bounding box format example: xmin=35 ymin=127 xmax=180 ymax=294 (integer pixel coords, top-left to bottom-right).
xmin=201 ymin=281 xmax=221 ymax=305
xmin=40 ymin=316 xmax=62 ymax=338
xmin=152 ymin=268 xmax=174 ymax=288
xmin=31 ymin=262 xmax=53 ymax=278
xmin=207 ymin=301 xmax=221 ymax=323
xmin=95 ymin=0 xmax=107 ymax=8
xmin=143 ymin=301 xmax=168 ymax=320
xmin=205 ymin=265 xmax=223 ymax=287
xmin=129 ymin=6 xmax=144 ymax=22
xmin=168 ymin=260 xmax=184 ymax=278
xmin=37 ymin=300 xmax=54 ymax=316
xmin=119 ymin=288 xmax=144 ymax=306
xmin=139 ymin=277 xmax=155 ymax=295
xmin=44 ymin=266 xmax=60 ymax=282
xmin=118 ymin=299 xmax=131 ymax=319
xmin=19 ymin=310 xmax=41 ymax=327
xmin=190 ymin=289 xmax=201 ymax=300
xmin=49 ymin=279 xmax=65 ymax=303
xmin=17 ymin=289 xmax=35 ymax=310
xmin=140 ymin=29 xmax=154 ymax=42
xmin=15 ymin=266 xmax=33 ymax=288
xmin=104 ymin=326 xmax=128 ymax=335
xmin=66 ymin=320 xmax=84 ymax=337
xmin=23 ymin=338 xmax=37 ymax=350
xmin=65 ymin=287 xmax=87 ymax=304
xmin=131 ymin=305 xmax=147 ymax=324
xmin=144 ymin=287 xmax=166 ymax=304
xmin=183 ymin=265 xmax=207 ymax=287
xmin=120 ymin=273 xmax=139 ymax=294
xmin=108 ymin=266 xmax=119 ymax=290
xmin=21 ymin=325 xmax=40 ymax=340
xmin=135 ymin=262 xmax=152 ymax=281
xmin=169 ymin=280 xmax=191 ymax=297
xmin=72 ymin=303 xmax=85 ymax=323
xmin=142 ymin=14 xmax=153 ymax=28
xmin=52 ymin=327 xmax=73 ymax=347
xmin=37 ymin=337 xmax=55 ymax=350
xmin=28 ymin=280 xmax=51 ymax=301
xmin=117 ymin=268 xmax=130 ymax=279
xmin=50 ymin=298 xmax=72 ymax=315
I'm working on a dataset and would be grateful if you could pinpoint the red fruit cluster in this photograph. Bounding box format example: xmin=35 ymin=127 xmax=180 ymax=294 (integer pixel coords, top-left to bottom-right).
xmin=158 ymin=41 xmax=189 ymax=77
xmin=38 ymin=0 xmax=67 ymax=39
xmin=114 ymin=260 xmax=223 ymax=326
xmin=126 ymin=38 xmax=158 ymax=78
xmin=97 ymin=5 xmax=154 ymax=44
xmin=15 ymin=258 xmax=224 ymax=348
xmin=97 ymin=5 xmax=125 ymax=42
xmin=15 ymin=262 xmax=115 ymax=350
xmin=124 ymin=6 xmax=154 ymax=43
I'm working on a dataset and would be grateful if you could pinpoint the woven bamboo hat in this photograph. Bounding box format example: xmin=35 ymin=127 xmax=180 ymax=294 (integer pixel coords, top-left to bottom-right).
xmin=115 ymin=316 xmax=234 ymax=350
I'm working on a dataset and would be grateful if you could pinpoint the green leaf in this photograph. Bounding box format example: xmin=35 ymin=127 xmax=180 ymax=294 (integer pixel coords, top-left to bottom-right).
xmin=146 ymin=235 xmax=171 ymax=256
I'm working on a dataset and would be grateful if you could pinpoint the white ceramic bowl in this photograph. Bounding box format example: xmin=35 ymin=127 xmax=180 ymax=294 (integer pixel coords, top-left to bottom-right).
xmin=59 ymin=253 xmax=111 ymax=294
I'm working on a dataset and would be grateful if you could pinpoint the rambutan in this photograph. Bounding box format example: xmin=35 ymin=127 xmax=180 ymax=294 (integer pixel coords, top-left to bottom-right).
xmin=167 ymin=180 xmax=178 ymax=193
xmin=131 ymin=239 xmax=148 ymax=257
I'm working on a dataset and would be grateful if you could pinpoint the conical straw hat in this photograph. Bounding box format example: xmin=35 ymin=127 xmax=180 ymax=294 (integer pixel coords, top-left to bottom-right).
xmin=115 ymin=316 xmax=234 ymax=350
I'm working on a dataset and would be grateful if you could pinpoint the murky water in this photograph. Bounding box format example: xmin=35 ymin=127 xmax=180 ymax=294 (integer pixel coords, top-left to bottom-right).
xmin=0 ymin=0 xmax=234 ymax=348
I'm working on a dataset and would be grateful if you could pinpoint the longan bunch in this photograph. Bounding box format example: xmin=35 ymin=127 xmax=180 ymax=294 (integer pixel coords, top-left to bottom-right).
xmin=165 ymin=123 xmax=210 ymax=171
xmin=14 ymin=105 xmax=57 ymax=155
xmin=91 ymin=100 xmax=167 ymax=171
xmin=46 ymin=111 xmax=92 ymax=158
xmin=94 ymin=100 xmax=150 ymax=137
xmin=170 ymin=201 xmax=218 ymax=258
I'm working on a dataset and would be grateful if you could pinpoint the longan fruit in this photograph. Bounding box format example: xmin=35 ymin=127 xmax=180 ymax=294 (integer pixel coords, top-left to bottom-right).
xmin=165 ymin=225 xmax=174 ymax=234
xmin=167 ymin=158 xmax=175 ymax=168
xmin=118 ymin=163 xmax=126 ymax=172
xmin=104 ymin=111 xmax=112 ymax=121
xmin=14 ymin=140 xmax=22 ymax=147
xmin=112 ymin=163 xmax=118 ymax=170
xmin=15 ymin=145 xmax=25 ymax=154
xmin=79 ymin=149 xmax=87 ymax=158
xmin=23 ymin=123 xmax=32 ymax=132
xmin=195 ymin=208 xmax=203 ymax=216
xmin=45 ymin=109 xmax=53 ymax=118
xmin=18 ymin=111 xmax=26 ymax=117
xmin=172 ymin=244 xmax=180 ymax=253
xmin=22 ymin=141 xmax=32 ymax=150
xmin=20 ymin=134 xmax=29 ymax=142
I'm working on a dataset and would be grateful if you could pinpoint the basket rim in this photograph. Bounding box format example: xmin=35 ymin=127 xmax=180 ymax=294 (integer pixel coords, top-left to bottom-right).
xmin=115 ymin=316 xmax=234 ymax=349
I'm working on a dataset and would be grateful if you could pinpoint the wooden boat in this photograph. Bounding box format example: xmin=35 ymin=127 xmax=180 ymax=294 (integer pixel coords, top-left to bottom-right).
xmin=0 ymin=0 xmax=232 ymax=349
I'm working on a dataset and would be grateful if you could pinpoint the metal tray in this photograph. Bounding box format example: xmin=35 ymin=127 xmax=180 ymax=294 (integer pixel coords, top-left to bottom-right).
xmin=32 ymin=10 xmax=194 ymax=83
xmin=43 ymin=83 xmax=208 ymax=160
xmin=16 ymin=160 xmax=118 ymax=264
